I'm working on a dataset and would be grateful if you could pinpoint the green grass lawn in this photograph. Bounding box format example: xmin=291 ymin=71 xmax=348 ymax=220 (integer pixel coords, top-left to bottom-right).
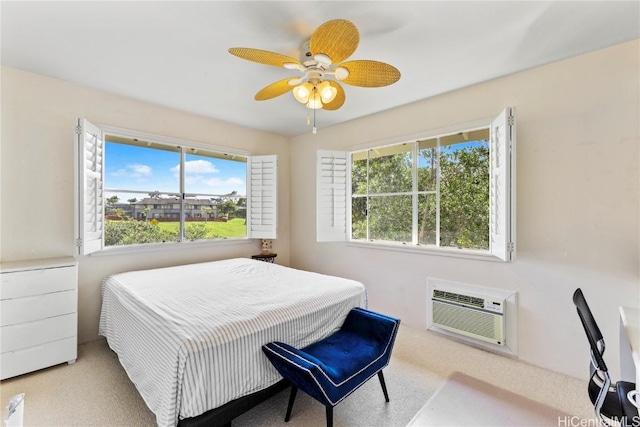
xmin=157 ymin=218 xmax=247 ymax=238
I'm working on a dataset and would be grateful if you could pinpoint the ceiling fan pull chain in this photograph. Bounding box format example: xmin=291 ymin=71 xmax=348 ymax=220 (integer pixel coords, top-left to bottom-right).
xmin=312 ymin=90 xmax=318 ymax=134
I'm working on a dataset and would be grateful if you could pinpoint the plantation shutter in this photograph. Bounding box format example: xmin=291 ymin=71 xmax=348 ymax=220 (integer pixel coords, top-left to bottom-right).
xmin=317 ymin=150 xmax=348 ymax=242
xmin=248 ymin=155 xmax=277 ymax=239
xmin=489 ymin=108 xmax=516 ymax=261
xmin=75 ymin=118 xmax=104 ymax=255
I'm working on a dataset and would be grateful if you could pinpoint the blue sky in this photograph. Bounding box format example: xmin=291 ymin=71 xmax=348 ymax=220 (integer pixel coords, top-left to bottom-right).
xmin=104 ymin=141 xmax=247 ymax=197
xmin=416 ymin=139 xmax=488 ymax=167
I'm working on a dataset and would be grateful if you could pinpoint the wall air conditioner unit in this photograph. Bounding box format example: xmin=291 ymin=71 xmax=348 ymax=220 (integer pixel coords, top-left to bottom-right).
xmin=431 ymin=287 xmax=506 ymax=346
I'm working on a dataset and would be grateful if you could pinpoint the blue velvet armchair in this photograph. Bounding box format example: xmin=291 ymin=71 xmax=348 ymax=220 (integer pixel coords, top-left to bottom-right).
xmin=262 ymin=307 xmax=400 ymax=427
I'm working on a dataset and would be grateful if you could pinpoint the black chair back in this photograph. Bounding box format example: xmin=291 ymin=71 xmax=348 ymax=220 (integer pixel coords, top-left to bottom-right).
xmin=573 ymin=288 xmax=608 ymax=372
xmin=572 ymin=288 xmax=637 ymax=425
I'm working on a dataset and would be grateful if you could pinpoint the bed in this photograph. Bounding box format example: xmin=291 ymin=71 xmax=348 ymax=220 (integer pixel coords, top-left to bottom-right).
xmin=99 ymin=257 xmax=367 ymax=427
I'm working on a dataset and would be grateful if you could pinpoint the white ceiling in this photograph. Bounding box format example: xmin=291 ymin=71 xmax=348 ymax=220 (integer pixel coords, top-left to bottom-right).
xmin=2 ymin=1 xmax=638 ymax=137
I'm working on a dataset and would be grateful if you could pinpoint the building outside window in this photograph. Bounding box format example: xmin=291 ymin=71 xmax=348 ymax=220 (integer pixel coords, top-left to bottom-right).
xmin=75 ymin=118 xmax=278 ymax=255
xmin=103 ymin=136 xmax=248 ymax=246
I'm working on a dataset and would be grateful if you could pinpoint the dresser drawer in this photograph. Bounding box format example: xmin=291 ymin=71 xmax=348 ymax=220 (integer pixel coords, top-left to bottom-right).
xmin=1 ymin=266 xmax=76 ymax=300
xmin=0 ymin=290 xmax=76 ymax=326
xmin=1 ymin=313 xmax=77 ymax=352
xmin=0 ymin=336 xmax=76 ymax=380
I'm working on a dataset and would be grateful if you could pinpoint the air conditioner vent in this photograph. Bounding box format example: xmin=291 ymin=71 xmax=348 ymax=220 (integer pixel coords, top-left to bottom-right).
xmin=433 ymin=289 xmax=484 ymax=309
xmin=428 ymin=278 xmax=517 ymax=357
xmin=431 ymin=287 xmax=505 ymax=345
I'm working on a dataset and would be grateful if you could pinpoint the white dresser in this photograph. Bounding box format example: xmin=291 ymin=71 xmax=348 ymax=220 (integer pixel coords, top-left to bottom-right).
xmin=0 ymin=257 xmax=78 ymax=380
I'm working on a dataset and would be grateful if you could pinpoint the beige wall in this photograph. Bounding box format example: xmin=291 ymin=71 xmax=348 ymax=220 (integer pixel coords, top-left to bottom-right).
xmin=0 ymin=67 xmax=291 ymax=343
xmin=289 ymin=40 xmax=639 ymax=379
xmin=1 ymin=40 xmax=638 ymax=380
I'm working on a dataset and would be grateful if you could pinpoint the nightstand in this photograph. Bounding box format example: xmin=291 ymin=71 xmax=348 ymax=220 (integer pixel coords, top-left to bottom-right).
xmin=0 ymin=257 xmax=78 ymax=380
xmin=251 ymin=253 xmax=277 ymax=263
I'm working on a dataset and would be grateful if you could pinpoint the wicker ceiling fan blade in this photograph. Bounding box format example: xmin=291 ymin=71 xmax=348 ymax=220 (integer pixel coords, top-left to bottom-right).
xmin=310 ymin=19 xmax=359 ymax=64
xmin=229 ymin=47 xmax=301 ymax=68
xmin=339 ymin=60 xmax=401 ymax=87
xmin=254 ymin=78 xmax=298 ymax=101
xmin=322 ymin=81 xmax=346 ymax=111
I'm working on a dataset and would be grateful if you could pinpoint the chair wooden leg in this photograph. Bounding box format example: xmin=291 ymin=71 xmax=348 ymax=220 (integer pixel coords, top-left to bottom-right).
xmin=378 ymin=371 xmax=390 ymax=402
xmin=285 ymin=385 xmax=298 ymax=422
xmin=325 ymin=405 xmax=333 ymax=427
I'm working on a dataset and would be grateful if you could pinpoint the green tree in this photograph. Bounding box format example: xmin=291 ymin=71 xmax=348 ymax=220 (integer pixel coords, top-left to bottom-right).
xmin=218 ymin=200 xmax=237 ymax=219
xmin=141 ymin=205 xmax=151 ymax=220
xmin=351 ymin=151 xmax=413 ymax=242
xmin=105 ymin=195 xmax=120 ymax=216
xmin=416 ymin=147 xmax=437 ymax=244
xmin=235 ymin=197 xmax=247 ymax=220
xmin=185 ymin=222 xmax=208 ymax=240
xmin=104 ymin=219 xmax=177 ymax=246
xmin=351 ymin=140 xmax=489 ymax=249
xmin=201 ymin=206 xmax=213 ymax=220
xmin=106 ymin=195 xmax=120 ymax=205
xmin=438 ymin=143 xmax=489 ymax=249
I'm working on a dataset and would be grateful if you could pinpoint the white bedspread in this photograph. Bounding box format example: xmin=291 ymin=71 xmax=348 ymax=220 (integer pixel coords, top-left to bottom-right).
xmin=99 ymin=258 xmax=367 ymax=427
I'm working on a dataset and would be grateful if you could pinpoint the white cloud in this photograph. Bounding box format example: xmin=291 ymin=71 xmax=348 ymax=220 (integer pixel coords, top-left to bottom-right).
xmin=202 ymin=177 xmax=245 ymax=194
xmin=168 ymin=161 xmax=243 ymax=194
xmin=111 ymin=164 xmax=152 ymax=178
xmin=130 ymin=164 xmax=152 ymax=175
xmin=171 ymin=160 xmax=219 ymax=175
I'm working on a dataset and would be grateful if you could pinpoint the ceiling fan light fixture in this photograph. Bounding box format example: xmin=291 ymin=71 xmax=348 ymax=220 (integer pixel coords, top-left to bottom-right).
xmin=306 ymin=98 xmax=323 ymax=109
xmin=293 ymin=82 xmax=313 ymax=103
xmin=317 ymin=80 xmax=337 ymax=103
xmin=306 ymin=87 xmax=323 ymax=109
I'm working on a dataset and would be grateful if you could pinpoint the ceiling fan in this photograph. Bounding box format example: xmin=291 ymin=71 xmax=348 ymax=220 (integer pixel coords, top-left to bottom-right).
xmin=229 ymin=19 xmax=400 ymax=132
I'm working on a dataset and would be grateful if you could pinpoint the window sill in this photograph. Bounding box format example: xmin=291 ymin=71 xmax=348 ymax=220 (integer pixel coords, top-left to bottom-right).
xmin=345 ymin=240 xmax=506 ymax=262
xmin=89 ymin=238 xmax=255 ymax=257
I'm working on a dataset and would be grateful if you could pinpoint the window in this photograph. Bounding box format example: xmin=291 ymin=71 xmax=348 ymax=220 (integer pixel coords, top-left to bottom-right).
xmin=317 ymin=108 xmax=515 ymax=261
xmin=75 ymin=119 xmax=277 ymax=255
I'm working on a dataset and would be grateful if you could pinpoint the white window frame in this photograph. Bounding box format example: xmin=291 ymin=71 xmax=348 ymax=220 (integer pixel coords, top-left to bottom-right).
xmin=316 ymin=108 xmax=516 ymax=262
xmin=74 ymin=119 xmax=277 ymax=256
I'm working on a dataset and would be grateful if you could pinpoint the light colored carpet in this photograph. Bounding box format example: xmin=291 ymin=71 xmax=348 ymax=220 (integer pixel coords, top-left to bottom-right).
xmin=406 ymin=372 xmax=572 ymax=426
xmin=0 ymin=325 xmax=594 ymax=426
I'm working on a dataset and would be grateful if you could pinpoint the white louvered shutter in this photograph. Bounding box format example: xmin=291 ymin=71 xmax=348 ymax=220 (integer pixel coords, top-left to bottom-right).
xmin=489 ymin=108 xmax=516 ymax=261
xmin=317 ymin=150 xmax=348 ymax=242
xmin=248 ymin=155 xmax=277 ymax=239
xmin=75 ymin=118 xmax=104 ymax=255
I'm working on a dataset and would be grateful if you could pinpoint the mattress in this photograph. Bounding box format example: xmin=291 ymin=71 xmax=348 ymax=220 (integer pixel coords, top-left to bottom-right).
xmin=99 ymin=258 xmax=367 ymax=427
